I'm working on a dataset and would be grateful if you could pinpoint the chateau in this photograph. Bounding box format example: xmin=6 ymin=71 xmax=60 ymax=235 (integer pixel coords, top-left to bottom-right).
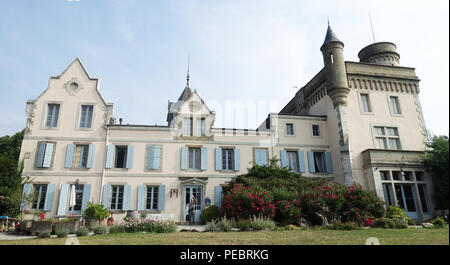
xmin=19 ymin=25 xmax=434 ymax=223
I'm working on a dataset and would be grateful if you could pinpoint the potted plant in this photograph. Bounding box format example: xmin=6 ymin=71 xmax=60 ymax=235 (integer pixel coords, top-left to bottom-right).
xmin=82 ymin=203 xmax=110 ymax=229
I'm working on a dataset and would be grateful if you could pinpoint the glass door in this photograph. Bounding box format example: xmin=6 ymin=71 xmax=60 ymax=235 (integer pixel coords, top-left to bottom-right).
xmin=184 ymin=186 xmax=203 ymax=223
xmin=394 ymin=184 xmax=418 ymax=219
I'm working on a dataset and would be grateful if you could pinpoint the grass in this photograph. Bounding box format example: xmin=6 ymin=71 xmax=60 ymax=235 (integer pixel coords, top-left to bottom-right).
xmin=1 ymin=227 xmax=448 ymax=245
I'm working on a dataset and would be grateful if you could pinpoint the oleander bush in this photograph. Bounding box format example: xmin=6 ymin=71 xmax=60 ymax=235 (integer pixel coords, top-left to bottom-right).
xmin=221 ymin=161 xmax=386 ymax=227
xmin=75 ymin=227 xmax=89 ymax=237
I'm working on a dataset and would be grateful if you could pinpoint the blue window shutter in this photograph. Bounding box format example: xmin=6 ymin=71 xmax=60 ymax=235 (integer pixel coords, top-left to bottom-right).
xmin=325 ymin=152 xmax=333 ymax=173
xmin=64 ymin=144 xmax=75 ymax=168
xmin=234 ymin=148 xmax=240 ymax=171
xmin=123 ymin=185 xmax=131 ymax=210
xmin=105 ymin=144 xmax=114 ymax=168
xmin=181 ymin=147 xmax=188 ymax=170
xmin=44 ymin=184 xmax=55 ymax=212
xmin=298 ymin=150 xmax=306 ymax=173
xmin=36 ymin=142 xmax=46 ymax=167
xmin=147 ymin=146 xmax=154 ymax=169
xmin=261 ymin=150 xmax=268 ymax=165
xmin=86 ymin=144 xmax=96 ymax=168
xmin=126 ymin=145 xmax=134 ymax=169
xmin=137 ymin=185 xmax=146 ymax=211
xmin=201 ymin=147 xmax=207 ymax=171
xmin=214 ymin=186 xmax=222 ymax=208
xmin=42 ymin=143 xmax=54 ymax=168
xmin=57 ymin=184 xmax=70 ymax=216
xmin=280 ymin=150 xmax=288 ymax=168
xmin=158 ymin=185 xmax=166 ymax=211
xmin=153 ymin=146 xmax=161 ymax=170
xmin=101 ymin=185 xmax=111 ymax=208
xmin=81 ymin=184 xmax=91 ymax=212
xmin=307 ymin=151 xmax=316 ymax=173
xmin=215 ymin=148 xmax=222 ymax=171
xmin=21 ymin=184 xmax=32 ymax=211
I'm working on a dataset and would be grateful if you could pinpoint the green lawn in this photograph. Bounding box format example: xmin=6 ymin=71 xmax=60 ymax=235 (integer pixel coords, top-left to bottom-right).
xmin=1 ymin=227 xmax=448 ymax=245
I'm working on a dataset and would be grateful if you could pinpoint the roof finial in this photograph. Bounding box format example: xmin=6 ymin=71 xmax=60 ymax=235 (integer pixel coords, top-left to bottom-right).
xmin=327 ymin=17 xmax=330 ymax=26
xmin=186 ymin=52 xmax=190 ymax=87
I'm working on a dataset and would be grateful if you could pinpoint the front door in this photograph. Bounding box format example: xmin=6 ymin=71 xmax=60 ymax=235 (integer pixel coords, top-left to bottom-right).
xmin=70 ymin=184 xmax=84 ymax=215
xmin=395 ymin=184 xmax=419 ymax=219
xmin=184 ymin=186 xmax=203 ymax=223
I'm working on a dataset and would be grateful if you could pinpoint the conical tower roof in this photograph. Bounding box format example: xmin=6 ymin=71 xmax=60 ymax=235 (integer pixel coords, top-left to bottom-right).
xmin=322 ymin=24 xmax=342 ymax=46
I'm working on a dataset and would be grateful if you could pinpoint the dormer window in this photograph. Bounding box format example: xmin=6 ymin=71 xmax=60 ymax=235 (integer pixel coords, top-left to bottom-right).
xmin=184 ymin=118 xmax=193 ymax=136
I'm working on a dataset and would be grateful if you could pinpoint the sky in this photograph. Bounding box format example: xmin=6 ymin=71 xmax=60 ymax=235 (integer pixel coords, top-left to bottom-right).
xmin=0 ymin=0 xmax=448 ymax=136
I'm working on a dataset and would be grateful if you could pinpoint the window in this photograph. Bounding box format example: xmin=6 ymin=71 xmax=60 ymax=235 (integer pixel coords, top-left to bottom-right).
xmin=73 ymin=184 xmax=84 ymax=211
xmin=380 ymin=171 xmax=390 ymax=180
xmin=360 ymin=93 xmax=372 ymax=113
xmin=196 ymin=118 xmax=206 ymax=136
xmin=313 ymin=152 xmax=326 ymax=173
xmin=146 ymin=186 xmax=159 ymax=210
xmin=403 ymin=171 xmax=413 ymax=181
xmin=418 ymin=184 xmax=428 ymax=212
xmin=330 ymin=53 xmax=334 ymax=64
xmin=312 ymin=124 xmax=321 ymax=137
xmin=46 ymin=104 xmax=60 ymax=127
xmin=115 ymin=146 xmax=128 ymax=168
xmin=392 ymin=171 xmax=401 ymax=180
xmin=79 ymin=105 xmax=94 ymax=128
xmin=389 ymin=96 xmax=402 ymax=115
xmin=32 ymin=184 xmax=47 ymax=210
xmin=74 ymin=145 xmax=89 ymax=168
xmin=254 ymin=149 xmax=268 ymax=166
xmin=188 ymin=147 xmax=201 ymax=169
xmin=286 ymin=123 xmax=294 ymax=136
xmin=35 ymin=142 xmax=54 ymax=168
xmin=110 ymin=185 xmax=124 ymax=210
xmin=373 ymin=126 xmax=401 ymax=150
xmin=382 ymin=184 xmax=395 ymax=207
xmin=287 ymin=151 xmax=299 ymax=172
xmin=184 ymin=118 xmax=193 ymax=136
xmin=415 ymin=172 xmax=424 ymax=181
xmin=222 ymin=149 xmax=234 ymax=170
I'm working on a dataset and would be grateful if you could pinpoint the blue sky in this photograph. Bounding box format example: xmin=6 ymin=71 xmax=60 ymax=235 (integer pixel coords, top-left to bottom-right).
xmin=0 ymin=0 xmax=448 ymax=136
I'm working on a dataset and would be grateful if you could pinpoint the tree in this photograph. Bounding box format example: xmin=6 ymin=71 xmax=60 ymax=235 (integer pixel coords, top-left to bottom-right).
xmin=0 ymin=130 xmax=26 ymax=218
xmin=423 ymin=135 xmax=449 ymax=210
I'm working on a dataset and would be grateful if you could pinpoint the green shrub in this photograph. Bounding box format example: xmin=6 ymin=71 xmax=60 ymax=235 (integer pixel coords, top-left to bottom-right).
xmin=204 ymin=220 xmax=221 ymax=232
xmin=55 ymin=228 xmax=69 ymax=238
xmin=82 ymin=203 xmax=110 ymax=222
xmin=217 ymin=216 xmax=235 ymax=232
xmin=140 ymin=211 xmax=149 ymax=219
xmin=236 ymin=219 xmax=251 ymax=231
xmin=200 ymin=205 xmax=220 ymax=225
xmin=248 ymin=215 xmax=276 ymax=231
xmin=120 ymin=218 xmax=176 ymax=233
xmin=386 ymin=205 xmax=413 ymax=225
xmin=93 ymin=226 xmax=108 ymax=235
xmin=109 ymin=225 xmax=125 ymax=234
xmin=76 ymin=227 xmax=89 ymax=237
xmin=371 ymin=217 xmax=407 ymax=229
xmin=38 ymin=231 xmax=51 ymax=238
xmin=328 ymin=221 xmax=359 ymax=230
xmin=59 ymin=217 xmax=78 ymax=222
xmin=431 ymin=216 xmax=447 ymax=228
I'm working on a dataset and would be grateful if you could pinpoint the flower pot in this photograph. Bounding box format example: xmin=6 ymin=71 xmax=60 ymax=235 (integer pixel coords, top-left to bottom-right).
xmin=31 ymin=221 xmax=53 ymax=235
xmin=53 ymin=221 xmax=80 ymax=234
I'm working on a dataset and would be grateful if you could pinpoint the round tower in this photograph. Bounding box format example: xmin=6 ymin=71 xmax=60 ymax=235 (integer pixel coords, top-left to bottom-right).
xmin=358 ymin=42 xmax=400 ymax=66
xmin=320 ymin=24 xmax=349 ymax=107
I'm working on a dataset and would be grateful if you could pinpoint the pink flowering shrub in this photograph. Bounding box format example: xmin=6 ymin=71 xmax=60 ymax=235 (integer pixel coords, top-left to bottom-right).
xmin=220 ymin=184 xmax=276 ymax=220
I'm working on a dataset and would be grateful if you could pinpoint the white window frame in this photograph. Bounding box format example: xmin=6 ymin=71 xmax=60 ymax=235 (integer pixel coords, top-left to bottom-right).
xmin=310 ymin=123 xmax=322 ymax=138
xmin=73 ymin=144 xmax=90 ymax=168
xmin=188 ymin=147 xmax=201 ymax=170
xmin=284 ymin=122 xmax=295 ymax=137
xmin=387 ymin=94 xmax=403 ymax=117
xmin=358 ymin=92 xmax=374 ymax=114
xmin=42 ymin=101 xmax=63 ymax=130
xmin=371 ymin=125 xmax=402 ymax=150
xmin=145 ymin=186 xmax=159 ymax=210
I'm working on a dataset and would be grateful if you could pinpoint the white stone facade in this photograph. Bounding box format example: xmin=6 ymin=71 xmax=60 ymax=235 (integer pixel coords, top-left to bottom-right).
xmin=18 ymin=26 xmax=434 ymax=223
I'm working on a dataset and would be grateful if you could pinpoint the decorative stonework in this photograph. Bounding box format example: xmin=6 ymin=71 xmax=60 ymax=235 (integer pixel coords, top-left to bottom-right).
xmin=348 ymin=77 xmax=419 ymax=94
xmin=25 ymin=102 xmax=37 ymax=134
xmin=64 ymin=78 xmax=83 ymax=95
